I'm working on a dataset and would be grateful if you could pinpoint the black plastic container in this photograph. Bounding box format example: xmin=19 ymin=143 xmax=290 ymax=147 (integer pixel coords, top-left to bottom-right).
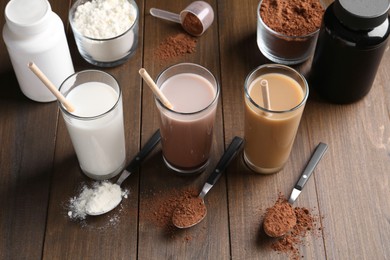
xmin=310 ymin=0 xmax=390 ymax=104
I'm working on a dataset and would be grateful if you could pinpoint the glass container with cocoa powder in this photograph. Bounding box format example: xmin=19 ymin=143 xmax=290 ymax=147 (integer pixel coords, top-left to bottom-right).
xmin=257 ymin=0 xmax=325 ymax=65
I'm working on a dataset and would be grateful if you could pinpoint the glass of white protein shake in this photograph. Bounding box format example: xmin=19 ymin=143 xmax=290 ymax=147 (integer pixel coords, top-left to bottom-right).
xmin=59 ymin=70 xmax=126 ymax=180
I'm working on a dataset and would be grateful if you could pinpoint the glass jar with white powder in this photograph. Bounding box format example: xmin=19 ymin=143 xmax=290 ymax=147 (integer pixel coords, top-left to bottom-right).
xmin=69 ymin=0 xmax=139 ymax=67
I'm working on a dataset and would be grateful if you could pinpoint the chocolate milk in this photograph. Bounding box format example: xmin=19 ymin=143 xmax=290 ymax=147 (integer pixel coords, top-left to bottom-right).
xmin=156 ymin=73 xmax=218 ymax=173
xmin=244 ymin=72 xmax=306 ymax=174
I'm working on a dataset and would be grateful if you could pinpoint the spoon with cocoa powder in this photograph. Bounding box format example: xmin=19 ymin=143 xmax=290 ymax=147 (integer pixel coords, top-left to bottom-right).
xmin=263 ymin=142 xmax=328 ymax=237
xmin=172 ymin=137 xmax=244 ymax=228
xmin=150 ymin=1 xmax=214 ymax=37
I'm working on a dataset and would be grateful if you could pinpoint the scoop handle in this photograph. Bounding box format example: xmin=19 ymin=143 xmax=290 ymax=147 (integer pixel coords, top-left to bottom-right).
xmin=149 ymin=8 xmax=181 ymax=23
xmin=207 ymin=137 xmax=244 ymax=186
xmin=294 ymin=142 xmax=328 ymax=190
xmin=116 ymin=130 xmax=161 ymax=186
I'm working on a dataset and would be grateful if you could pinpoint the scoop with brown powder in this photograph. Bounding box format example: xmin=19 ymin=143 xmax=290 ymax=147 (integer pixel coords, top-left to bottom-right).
xmin=172 ymin=194 xmax=207 ymax=228
xmin=264 ymin=142 xmax=328 ymax=237
xmin=263 ymin=196 xmax=297 ymax=237
xmin=182 ymin=12 xmax=204 ymax=36
xmin=272 ymin=204 xmax=322 ymax=259
xmin=150 ymin=1 xmax=214 ymax=37
xmin=172 ymin=137 xmax=244 ymax=229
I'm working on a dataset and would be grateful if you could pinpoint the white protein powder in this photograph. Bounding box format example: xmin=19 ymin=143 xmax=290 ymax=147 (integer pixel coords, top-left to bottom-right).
xmin=73 ymin=0 xmax=137 ymax=39
xmin=68 ymin=181 xmax=129 ymax=220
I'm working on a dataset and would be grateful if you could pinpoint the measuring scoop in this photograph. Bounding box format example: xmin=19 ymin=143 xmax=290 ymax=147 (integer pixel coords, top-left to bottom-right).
xmin=86 ymin=130 xmax=161 ymax=216
xmin=172 ymin=136 xmax=244 ymax=228
xmin=150 ymin=1 xmax=214 ymax=36
xmin=263 ymin=142 xmax=328 ymax=237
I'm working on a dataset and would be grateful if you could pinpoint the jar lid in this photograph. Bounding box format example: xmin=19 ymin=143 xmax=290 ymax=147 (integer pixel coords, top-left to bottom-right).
xmin=334 ymin=0 xmax=390 ymax=30
xmin=5 ymin=0 xmax=50 ymax=34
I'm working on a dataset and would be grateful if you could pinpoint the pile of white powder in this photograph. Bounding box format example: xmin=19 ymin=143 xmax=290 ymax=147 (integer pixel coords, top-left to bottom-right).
xmin=73 ymin=0 xmax=137 ymax=39
xmin=68 ymin=181 xmax=128 ymax=220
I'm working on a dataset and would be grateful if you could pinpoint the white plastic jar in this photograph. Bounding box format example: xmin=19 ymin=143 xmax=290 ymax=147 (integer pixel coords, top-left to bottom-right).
xmin=3 ymin=0 xmax=74 ymax=102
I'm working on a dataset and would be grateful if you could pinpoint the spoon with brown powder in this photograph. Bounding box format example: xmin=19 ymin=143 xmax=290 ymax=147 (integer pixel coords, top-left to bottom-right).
xmin=263 ymin=142 xmax=328 ymax=237
xmin=150 ymin=1 xmax=214 ymax=37
xmin=172 ymin=136 xmax=244 ymax=229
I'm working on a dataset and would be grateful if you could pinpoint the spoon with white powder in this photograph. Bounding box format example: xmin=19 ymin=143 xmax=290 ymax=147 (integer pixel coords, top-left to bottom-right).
xmin=78 ymin=130 xmax=161 ymax=217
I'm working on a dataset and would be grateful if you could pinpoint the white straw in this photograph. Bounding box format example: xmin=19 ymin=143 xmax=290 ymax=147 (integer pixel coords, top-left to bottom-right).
xmin=260 ymin=79 xmax=271 ymax=115
xmin=139 ymin=68 xmax=174 ymax=110
xmin=28 ymin=62 xmax=75 ymax=113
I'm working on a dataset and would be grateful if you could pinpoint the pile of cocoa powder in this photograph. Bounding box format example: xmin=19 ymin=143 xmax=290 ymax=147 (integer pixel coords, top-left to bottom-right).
xmin=182 ymin=12 xmax=203 ymax=36
xmin=155 ymin=33 xmax=197 ymax=62
xmin=260 ymin=0 xmax=324 ymax=36
xmin=264 ymin=194 xmax=323 ymax=260
xmin=263 ymin=196 xmax=296 ymax=237
xmin=140 ymin=187 xmax=202 ymax=239
xmin=172 ymin=194 xmax=206 ymax=228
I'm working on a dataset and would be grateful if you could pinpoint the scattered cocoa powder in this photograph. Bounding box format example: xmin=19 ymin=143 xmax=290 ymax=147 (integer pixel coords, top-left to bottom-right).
xmin=260 ymin=0 xmax=324 ymax=36
xmin=263 ymin=196 xmax=297 ymax=237
xmin=155 ymin=33 xmax=197 ymax=62
xmin=172 ymin=195 xmax=206 ymax=228
xmin=141 ymin=187 xmax=200 ymax=238
xmin=265 ymin=194 xmax=324 ymax=260
xmin=182 ymin=12 xmax=203 ymax=36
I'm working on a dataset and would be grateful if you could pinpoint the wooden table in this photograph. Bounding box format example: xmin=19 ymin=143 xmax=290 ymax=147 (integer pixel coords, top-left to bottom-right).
xmin=1 ymin=0 xmax=389 ymax=259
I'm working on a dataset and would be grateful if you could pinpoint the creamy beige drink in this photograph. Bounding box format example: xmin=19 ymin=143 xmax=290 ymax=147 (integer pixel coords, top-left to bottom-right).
xmin=244 ymin=65 xmax=308 ymax=174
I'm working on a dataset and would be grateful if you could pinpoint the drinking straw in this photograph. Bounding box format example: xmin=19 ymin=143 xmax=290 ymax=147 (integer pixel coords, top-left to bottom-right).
xmin=260 ymin=79 xmax=271 ymax=116
xmin=28 ymin=62 xmax=75 ymax=113
xmin=139 ymin=68 xmax=174 ymax=110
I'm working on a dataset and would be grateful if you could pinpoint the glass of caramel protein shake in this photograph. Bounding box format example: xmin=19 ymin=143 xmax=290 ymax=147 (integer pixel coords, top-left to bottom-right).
xmin=244 ymin=64 xmax=308 ymax=174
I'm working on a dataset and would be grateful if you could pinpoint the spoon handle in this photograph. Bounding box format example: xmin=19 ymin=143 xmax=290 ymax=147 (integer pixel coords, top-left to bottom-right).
xmin=116 ymin=130 xmax=161 ymax=186
xmin=199 ymin=137 xmax=244 ymax=198
xmin=149 ymin=8 xmax=181 ymax=23
xmin=294 ymin=142 xmax=328 ymax=190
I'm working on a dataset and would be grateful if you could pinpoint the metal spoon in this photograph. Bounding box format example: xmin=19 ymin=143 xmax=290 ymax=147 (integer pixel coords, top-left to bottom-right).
xmin=86 ymin=130 xmax=161 ymax=216
xmin=172 ymin=136 xmax=244 ymax=228
xmin=263 ymin=142 xmax=328 ymax=237
xmin=288 ymin=142 xmax=328 ymax=204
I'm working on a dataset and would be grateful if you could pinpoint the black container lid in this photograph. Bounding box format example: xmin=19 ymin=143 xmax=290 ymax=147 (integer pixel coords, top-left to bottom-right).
xmin=334 ymin=0 xmax=390 ymax=30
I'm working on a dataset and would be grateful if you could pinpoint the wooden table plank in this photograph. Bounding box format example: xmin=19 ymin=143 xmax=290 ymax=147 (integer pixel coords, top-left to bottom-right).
xmin=302 ymin=1 xmax=390 ymax=259
xmin=137 ymin=0 xmax=230 ymax=259
xmin=0 ymin=1 xmax=71 ymax=259
xmin=41 ymin=0 xmax=144 ymax=259
xmin=218 ymin=0 xmax=327 ymax=258
xmin=305 ymin=53 xmax=390 ymax=259
xmin=0 ymin=97 xmax=58 ymax=260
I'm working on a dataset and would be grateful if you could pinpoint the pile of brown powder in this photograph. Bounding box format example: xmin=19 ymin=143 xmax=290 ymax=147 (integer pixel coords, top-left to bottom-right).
xmin=260 ymin=0 xmax=324 ymax=36
xmin=172 ymin=194 xmax=206 ymax=228
xmin=265 ymin=194 xmax=323 ymax=260
xmin=182 ymin=13 xmax=203 ymax=36
xmin=141 ymin=187 xmax=200 ymax=238
xmin=263 ymin=196 xmax=297 ymax=237
xmin=155 ymin=33 xmax=197 ymax=61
